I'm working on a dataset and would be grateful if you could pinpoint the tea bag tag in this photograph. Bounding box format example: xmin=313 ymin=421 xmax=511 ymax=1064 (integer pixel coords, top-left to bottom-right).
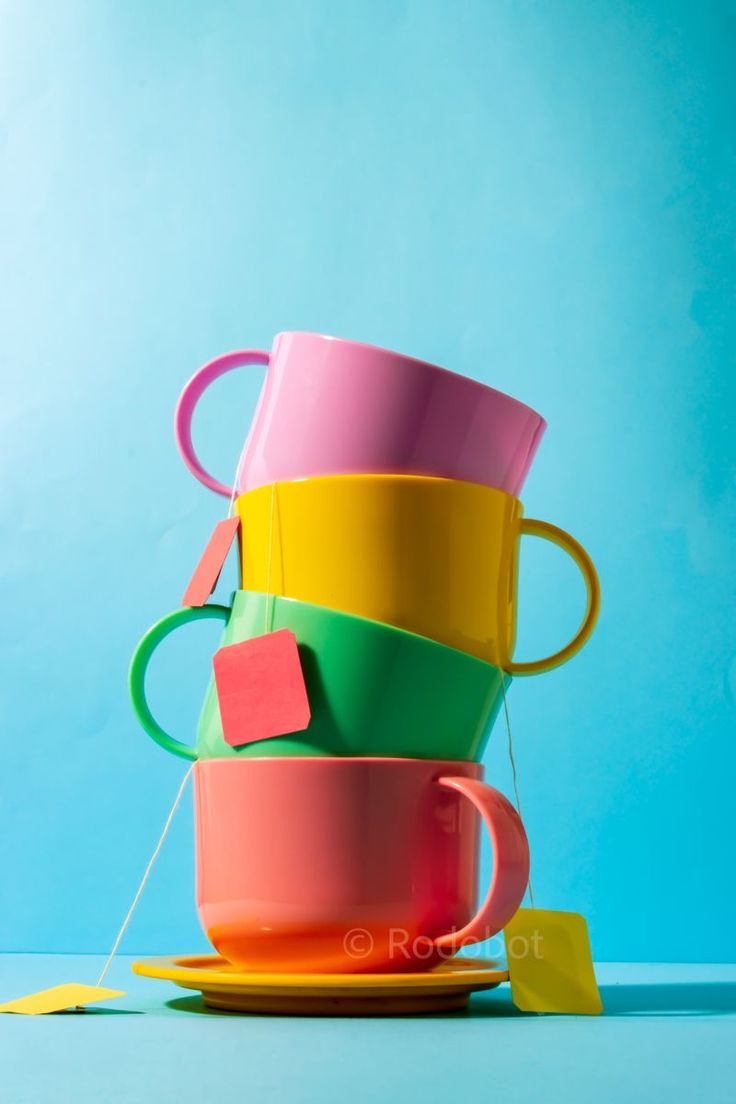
xmin=182 ymin=517 xmax=240 ymax=607
xmin=504 ymin=908 xmax=602 ymax=1015
xmin=213 ymin=629 xmax=311 ymax=747
xmin=0 ymin=983 xmax=125 ymax=1015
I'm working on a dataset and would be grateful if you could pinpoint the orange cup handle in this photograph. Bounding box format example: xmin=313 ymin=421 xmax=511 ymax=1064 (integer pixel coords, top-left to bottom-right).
xmin=504 ymin=518 xmax=601 ymax=676
xmin=433 ymin=777 xmax=530 ymax=952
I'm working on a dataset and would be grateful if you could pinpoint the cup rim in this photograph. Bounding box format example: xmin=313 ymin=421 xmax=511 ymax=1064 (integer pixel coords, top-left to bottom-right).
xmin=196 ymin=755 xmax=484 ymax=769
xmin=234 ymin=471 xmax=525 ymax=502
xmin=228 ymin=589 xmax=508 ymax=678
xmin=273 ymin=331 xmax=546 ymax=427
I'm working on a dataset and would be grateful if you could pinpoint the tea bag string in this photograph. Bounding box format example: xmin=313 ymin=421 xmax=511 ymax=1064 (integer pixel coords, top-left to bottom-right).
xmin=226 ymin=434 xmax=276 ymax=635
xmin=499 ymin=676 xmax=535 ymax=909
xmin=227 ymin=436 xmax=249 ymax=520
xmin=93 ymin=763 xmax=195 ymax=989
xmin=264 ymin=482 xmax=277 ymax=633
xmin=92 ymin=431 xmax=259 ymax=992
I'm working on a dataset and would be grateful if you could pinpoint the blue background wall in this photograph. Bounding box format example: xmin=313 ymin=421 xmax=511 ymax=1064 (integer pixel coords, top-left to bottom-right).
xmin=1 ymin=0 xmax=733 ymax=961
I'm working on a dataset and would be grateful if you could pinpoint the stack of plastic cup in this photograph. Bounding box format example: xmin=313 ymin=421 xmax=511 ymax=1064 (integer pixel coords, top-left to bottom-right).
xmin=130 ymin=332 xmax=599 ymax=974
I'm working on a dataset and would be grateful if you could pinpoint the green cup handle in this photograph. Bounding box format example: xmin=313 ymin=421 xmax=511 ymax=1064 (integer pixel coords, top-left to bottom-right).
xmin=128 ymin=604 xmax=231 ymax=760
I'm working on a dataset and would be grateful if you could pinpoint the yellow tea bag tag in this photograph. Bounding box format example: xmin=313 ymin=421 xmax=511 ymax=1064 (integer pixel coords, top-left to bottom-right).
xmin=0 ymin=983 xmax=125 ymax=1015
xmin=504 ymin=908 xmax=602 ymax=1015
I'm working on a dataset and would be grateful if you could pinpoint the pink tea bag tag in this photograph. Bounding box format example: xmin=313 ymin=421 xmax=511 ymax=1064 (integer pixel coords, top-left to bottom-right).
xmin=182 ymin=517 xmax=240 ymax=607
xmin=213 ymin=629 xmax=311 ymax=747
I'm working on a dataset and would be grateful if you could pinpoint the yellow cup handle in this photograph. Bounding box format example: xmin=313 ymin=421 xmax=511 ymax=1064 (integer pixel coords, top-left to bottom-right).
xmin=505 ymin=519 xmax=601 ymax=676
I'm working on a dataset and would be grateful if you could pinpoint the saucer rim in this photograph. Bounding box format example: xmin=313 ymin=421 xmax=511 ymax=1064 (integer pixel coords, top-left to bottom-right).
xmin=132 ymin=953 xmax=510 ymax=993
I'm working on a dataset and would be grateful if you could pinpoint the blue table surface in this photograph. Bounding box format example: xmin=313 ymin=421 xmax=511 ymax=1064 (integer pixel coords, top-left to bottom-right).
xmin=1 ymin=956 xmax=735 ymax=1103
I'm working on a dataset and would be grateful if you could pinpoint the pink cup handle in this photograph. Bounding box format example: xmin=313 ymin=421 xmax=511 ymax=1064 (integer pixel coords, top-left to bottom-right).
xmin=434 ymin=776 xmax=530 ymax=951
xmin=175 ymin=349 xmax=271 ymax=497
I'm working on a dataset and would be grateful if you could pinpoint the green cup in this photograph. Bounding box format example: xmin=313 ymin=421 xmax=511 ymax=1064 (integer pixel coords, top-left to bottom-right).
xmin=129 ymin=591 xmax=510 ymax=761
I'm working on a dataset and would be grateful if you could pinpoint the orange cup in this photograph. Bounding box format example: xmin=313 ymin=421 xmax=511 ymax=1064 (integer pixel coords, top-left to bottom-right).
xmin=195 ymin=757 xmax=529 ymax=973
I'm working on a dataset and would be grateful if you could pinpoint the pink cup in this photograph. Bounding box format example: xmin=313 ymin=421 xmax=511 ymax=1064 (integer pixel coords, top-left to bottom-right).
xmin=195 ymin=758 xmax=530 ymax=973
xmin=176 ymin=332 xmax=546 ymax=498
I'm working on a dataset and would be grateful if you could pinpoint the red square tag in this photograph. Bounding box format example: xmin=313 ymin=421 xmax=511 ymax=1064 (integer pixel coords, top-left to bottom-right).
xmin=182 ymin=517 xmax=240 ymax=607
xmin=213 ymin=629 xmax=311 ymax=747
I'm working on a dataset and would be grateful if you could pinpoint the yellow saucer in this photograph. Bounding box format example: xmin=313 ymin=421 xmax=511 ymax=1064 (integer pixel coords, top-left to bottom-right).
xmin=132 ymin=955 xmax=510 ymax=1015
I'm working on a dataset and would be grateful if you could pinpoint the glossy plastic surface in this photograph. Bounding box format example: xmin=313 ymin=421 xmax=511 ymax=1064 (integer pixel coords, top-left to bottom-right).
xmin=129 ymin=591 xmax=510 ymax=760
xmin=236 ymin=476 xmax=600 ymax=673
xmin=194 ymin=758 xmax=529 ymax=973
xmin=175 ymin=332 xmax=546 ymax=498
xmin=131 ymin=954 xmax=509 ymax=1015
xmin=128 ymin=604 xmax=231 ymax=761
xmin=174 ymin=350 xmax=270 ymax=496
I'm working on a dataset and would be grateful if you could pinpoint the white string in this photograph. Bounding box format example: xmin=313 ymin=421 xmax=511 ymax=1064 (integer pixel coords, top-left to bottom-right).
xmin=499 ymin=675 xmax=535 ymax=909
xmin=227 ymin=437 xmax=249 ymax=519
xmin=90 ymin=388 xmax=251 ymax=998
xmin=93 ymin=764 xmax=195 ymax=989
xmin=228 ymin=441 xmax=276 ymax=632
xmin=264 ymin=483 xmax=277 ymax=633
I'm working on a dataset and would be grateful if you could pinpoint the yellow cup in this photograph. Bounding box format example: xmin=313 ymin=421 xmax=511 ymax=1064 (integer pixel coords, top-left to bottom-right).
xmin=235 ymin=475 xmax=600 ymax=674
